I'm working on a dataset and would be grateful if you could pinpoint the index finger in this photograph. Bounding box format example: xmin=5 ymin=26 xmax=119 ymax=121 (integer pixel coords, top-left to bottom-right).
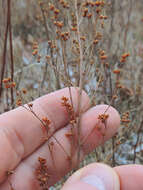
xmin=0 ymin=87 xmax=90 ymax=183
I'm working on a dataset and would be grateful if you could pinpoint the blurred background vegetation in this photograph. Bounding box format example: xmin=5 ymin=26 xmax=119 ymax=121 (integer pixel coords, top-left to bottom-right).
xmin=0 ymin=0 xmax=143 ymax=189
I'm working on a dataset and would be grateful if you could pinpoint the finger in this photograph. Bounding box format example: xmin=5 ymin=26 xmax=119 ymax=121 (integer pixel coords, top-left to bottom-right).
xmin=79 ymin=105 xmax=120 ymax=154
xmin=1 ymin=105 xmax=120 ymax=189
xmin=61 ymin=164 xmax=143 ymax=190
xmin=0 ymin=87 xmax=90 ymax=183
xmin=61 ymin=163 xmax=120 ymax=190
xmin=114 ymin=164 xmax=143 ymax=190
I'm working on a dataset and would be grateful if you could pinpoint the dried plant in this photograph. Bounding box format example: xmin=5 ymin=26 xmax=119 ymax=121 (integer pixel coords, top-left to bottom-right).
xmin=0 ymin=0 xmax=143 ymax=189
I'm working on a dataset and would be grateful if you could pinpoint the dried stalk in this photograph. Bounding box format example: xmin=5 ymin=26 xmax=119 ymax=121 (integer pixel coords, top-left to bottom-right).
xmin=0 ymin=1 xmax=9 ymax=100
xmin=75 ymin=0 xmax=84 ymax=166
xmin=8 ymin=0 xmax=14 ymax=107
xmin=133 ymin=119 xmax=143 ymax=163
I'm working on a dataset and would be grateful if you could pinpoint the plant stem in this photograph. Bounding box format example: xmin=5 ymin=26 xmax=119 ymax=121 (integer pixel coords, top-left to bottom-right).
xmin=8 ymin=0 xmax=14 ymax=108
xmin=0 ymin=0 xmax=9 ymax=101
xmin=75 ymin=0 xmax=84 ymax=167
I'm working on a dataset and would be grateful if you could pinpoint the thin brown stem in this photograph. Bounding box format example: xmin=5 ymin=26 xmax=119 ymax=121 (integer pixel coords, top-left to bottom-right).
xmin=133 ymin=120 xmax=143 ymax=164
xmin=0 ymin=1 xmax=9 ymax=100
xmin=40 ymin=3 xmax=50 ymax=41
xmin=8 ymin=0 xmax=14 ymax=108
xmin=75 ymin=0 xmax=84 ymax=167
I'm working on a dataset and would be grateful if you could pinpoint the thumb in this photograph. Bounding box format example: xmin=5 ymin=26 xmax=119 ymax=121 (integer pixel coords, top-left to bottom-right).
xmin=61 ymin=163 xmax=120 ymax=190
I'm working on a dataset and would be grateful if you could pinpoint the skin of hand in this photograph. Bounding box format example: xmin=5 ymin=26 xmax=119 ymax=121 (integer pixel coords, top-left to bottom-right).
xmin=0 ymin=87 xmax=142 ymax=190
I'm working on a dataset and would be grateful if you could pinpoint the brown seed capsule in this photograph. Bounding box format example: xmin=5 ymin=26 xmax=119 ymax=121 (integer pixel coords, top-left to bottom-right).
xmin=54 ymin=8 xmax=60 ymax=15
xmin=100 ymin=55 xmax=107 ymax=60
xmin=22 ymin=88 xmax=27 ymax=94
xmin=49 ymin=3 xmax=55 ymax=11
xmin=2 ymin=78 xmax=9 ymax=83
xmin=113 ymin=69 xmax=121 ymax=74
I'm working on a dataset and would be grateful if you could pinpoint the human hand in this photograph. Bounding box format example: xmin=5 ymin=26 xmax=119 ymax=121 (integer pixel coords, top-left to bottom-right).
xmin=0 ymin=87 xmax=142 ymax=190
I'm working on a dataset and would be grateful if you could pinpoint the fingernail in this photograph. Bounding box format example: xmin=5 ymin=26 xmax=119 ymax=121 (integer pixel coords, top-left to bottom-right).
xmin=81 ymin=174 xmax=106 ymax=190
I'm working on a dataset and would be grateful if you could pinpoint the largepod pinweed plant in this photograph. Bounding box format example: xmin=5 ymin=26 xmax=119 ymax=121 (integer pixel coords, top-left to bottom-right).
xmin=0 ymin=0 xmax=143 ymax=189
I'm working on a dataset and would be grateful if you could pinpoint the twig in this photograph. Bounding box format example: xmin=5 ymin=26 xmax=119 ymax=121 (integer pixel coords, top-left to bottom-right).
xmin=8 ymin=0 xmax=14 ymax=107
xmin=133 ymin=119 xmax=143 ymax=164
xmin=123 ymin=0 xmax=133 ymax=50
xmin=0 ymin=0 xmax=9 ymax=100
xmin=40 ymin=61 xmax=48 ymax=93
xmin=75 ymin=0 xmax=84 ymax=166
xmin=39 ymin=3 xmax=50 ymax=41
